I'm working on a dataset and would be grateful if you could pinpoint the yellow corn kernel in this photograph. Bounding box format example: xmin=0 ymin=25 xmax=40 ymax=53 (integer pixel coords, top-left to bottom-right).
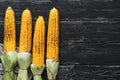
xmin=47 ymin=8 xmax=59 ymax=61
xmin=4 ymin=7 xmax=16 ymax=53
xmin=32 ymin=16 xmax=45 ymax=67
xmin=19 ymin=9 xmax=32 ymax=53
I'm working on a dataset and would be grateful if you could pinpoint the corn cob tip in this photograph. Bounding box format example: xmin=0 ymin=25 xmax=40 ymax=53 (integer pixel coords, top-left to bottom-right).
xmin=50 ymin=7 xmax=58 ymax=16
xmin=6 ymin=7 xmax=14 ymax=13
xmin=38 ymin=16 xmax=44 ymax=19
xmin=37 ymin=16 xmax=44 ymax=23
xmin=7 ymin=6 xmax=12 ymax=10
xmin=22 ymin=9 xmax=31 ymax=17
xmin=51 ymin=7 xmax=58 ymax=12
xmin=23 ymin=8 xmax=30 ymax=14
xmin=25 ymin=8 xmax=29 ymax=10
xmin=53 ymin=7 xmax=56 ymax=9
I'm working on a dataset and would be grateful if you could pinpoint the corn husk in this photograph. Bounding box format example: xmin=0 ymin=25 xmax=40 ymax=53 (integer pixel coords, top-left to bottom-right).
xmin=17 ymin=52 xmax=31 ymax=80
xmin=46 ymin=59 xmax=59 ymax=80
xmin=31 ymin=64 xmax=45 ymax=80
xmin=1 ymin=52 xmax=17 ymax=80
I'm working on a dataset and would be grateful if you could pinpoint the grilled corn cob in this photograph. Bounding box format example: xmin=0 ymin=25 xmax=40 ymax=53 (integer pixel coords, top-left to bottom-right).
xmin=46 ymin=8 xmax=59 ymax=80
xmin=19 ymin=9 xmax=32 ymax=53
xmin=31 ymin=16 xmax=45 ymax=80
xmin=17 ymin=9 xmax=32 ymax=80
xmin=32 ymin=16 xmax=45 ymax=67
xmin=1 ymin=7 xmax=17 ymax=80
xmin=4 ymin=7 xmax=16 ymax=53
xmin=47 ymin=8 xmax=59 ymax=61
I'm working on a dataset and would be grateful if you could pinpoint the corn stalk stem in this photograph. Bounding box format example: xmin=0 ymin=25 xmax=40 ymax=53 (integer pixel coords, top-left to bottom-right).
xmin=31 ymin=64 xmax=45 ymax=80
xmin=34 ymin=76 xmax=42 ymax=80
xmin=3 ymin=71 xmax=14 ymax=80
xmin=1 ymin=52 xmax=17 ymax=80
xmin=17 ymin=52 xmax=31 ymax=80
xmin=46 ymin=59 xmax=59 ymax=80
xmin=48 ymin=79 xmax=55 ymax=80
xmin=17 ymin=69 xmax=28 ymax=80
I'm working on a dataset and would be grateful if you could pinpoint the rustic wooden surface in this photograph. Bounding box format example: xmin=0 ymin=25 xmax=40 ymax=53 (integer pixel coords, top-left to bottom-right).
xmin=0 ymin=0 xmax=120 ymax=80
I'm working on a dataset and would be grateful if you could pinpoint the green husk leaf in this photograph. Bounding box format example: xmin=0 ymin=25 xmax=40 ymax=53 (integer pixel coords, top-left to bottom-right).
xmin=46 ymin=59 xmax=59 ymax=80
xmin=0 ymin=52 xmax=17 ymax=80
xmin=33 ymin=76 xmax=42 ymax=80
xmin=31 ymin=64 xmax=45 ymax=80
xmin=17 ymin=52 xmax=31 ymax=80
xmin=17 ymin=69 xmax=28 ymax=80
xmin=3 ymin=71 xmax=13 ymax=80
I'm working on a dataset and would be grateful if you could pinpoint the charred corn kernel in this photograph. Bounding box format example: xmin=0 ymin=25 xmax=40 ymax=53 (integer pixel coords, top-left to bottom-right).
xmin=32 ymin=16 xmax=45 ymax=67
xmin=19 ymin=9 xmax=32 ymax=53
xmin=4 ymin=7 xmax=16 ymax=53
xmin=47 ymin=8 xmax=59 ymax=61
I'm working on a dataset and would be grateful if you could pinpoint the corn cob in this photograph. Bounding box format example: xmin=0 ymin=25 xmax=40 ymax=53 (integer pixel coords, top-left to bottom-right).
xmin=19 ymin=9 xmax=32 ymax=53
xmin=17 ymin=9 xmax=32 ymax=80
xmin=2 ymin=7 xmax=17 ymax=80
xmin=47 ymin=8 xmax=59 ymax=61
xmin=4 ymin=7 xmax=16 ymax=53
xmin=32 ymin=16 xmax=45 ymax=67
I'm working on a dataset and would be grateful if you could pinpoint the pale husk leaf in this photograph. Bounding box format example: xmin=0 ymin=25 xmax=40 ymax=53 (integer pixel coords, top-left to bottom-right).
xmin=31 ymin=64 xmax=45 ymax=80
xmin=46 ymin=59 xmax=59 ymax=79
xmin=17 ymin=52 xmax=31 ymax=80
xmin=0 ymin=52 xmax=17 ymax=80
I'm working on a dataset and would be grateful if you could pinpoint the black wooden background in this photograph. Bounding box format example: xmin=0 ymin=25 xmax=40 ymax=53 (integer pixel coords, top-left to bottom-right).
xmin=0 ymin=0 xmax=120 ymax=80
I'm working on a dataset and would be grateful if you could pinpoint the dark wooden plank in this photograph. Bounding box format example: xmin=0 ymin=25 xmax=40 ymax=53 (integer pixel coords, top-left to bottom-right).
xmin=0 ymin=0 xmax=120 ymax=79
xmin=0 ymin=0 xmax=120 ymax=21
xmin=1 ymin=21 xmax=120 ymax=64
xmin=59 ymin=21 xmax=120 ymax=64
xmin=0 ymin=64 xmax=119 ymax=80
xmin=0 ymin=39 xmax=120 ymax=65
xmin=58 ymin=21 xmax=120 ymax=64
xmin=1 ymin=21 xmax=120 ymax=43
xmin=12 ymin=64 xmax=120 ymax=80
xmin=60 ymin=21 xmax=120 ymax=43
xmin=44 ymin=64 xmax=120 ymax=80
xmin=60 ymin=42 xmax=120 ymax=64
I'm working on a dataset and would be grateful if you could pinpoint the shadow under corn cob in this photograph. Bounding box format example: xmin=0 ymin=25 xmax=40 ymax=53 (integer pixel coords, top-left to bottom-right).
xmin=46 ymin=8 xmax=59 ymax=80
xmin=31 ymin=16 xmax=45 ymax=80
xmin=1 ymin=7 xmax=17 ymax=80
xmin=17 ymin=9 xmax=32 ymax=80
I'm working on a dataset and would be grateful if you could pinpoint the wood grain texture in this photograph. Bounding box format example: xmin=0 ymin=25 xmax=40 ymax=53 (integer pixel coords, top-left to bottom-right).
xmin=0 ymin=64 xmax=120 ymax=80
xmin=0 ymin=0 xmax=120 ymax=21
xmin=0 ymin=0 xmax=120 ymax=79
xmin=56 ymin=64 xmax=120 ymax=80
xmin=0 ymin=21 xmax=120 ymax=43
xmin=0 ymin=21 xmax=120 ymax=64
